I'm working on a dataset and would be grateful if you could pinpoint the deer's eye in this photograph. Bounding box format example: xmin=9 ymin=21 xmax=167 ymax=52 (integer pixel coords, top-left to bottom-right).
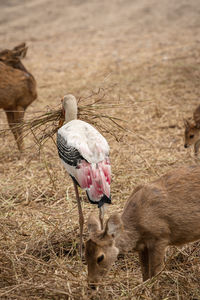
xmin=189 ymin=134 xmax=194 ymax=139
xmin=97 ymin=254 xmax=104 ymax=264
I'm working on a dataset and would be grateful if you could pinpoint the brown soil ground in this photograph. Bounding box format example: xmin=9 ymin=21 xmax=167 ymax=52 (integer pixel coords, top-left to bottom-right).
xmin=0 ymin=0 xmax=200 ymax=299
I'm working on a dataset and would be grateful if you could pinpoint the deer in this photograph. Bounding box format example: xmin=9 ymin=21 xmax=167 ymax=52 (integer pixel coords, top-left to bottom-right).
xmin=85 ymin=165 xmax=200 ymax=289
xmin=184 ymin=104 xmax=200 ymax=155
xmin=0 ymin=43 xmax=37 ymax=153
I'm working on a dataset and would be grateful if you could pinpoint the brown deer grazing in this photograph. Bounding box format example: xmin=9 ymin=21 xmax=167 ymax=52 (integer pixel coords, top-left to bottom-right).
xmin=184 ymin=105 xmax=200 ymax=155
xmin=85 ymin=166 xmax=200 ymax=288
xmin=0 ymin=43 xmax=37 ymax=153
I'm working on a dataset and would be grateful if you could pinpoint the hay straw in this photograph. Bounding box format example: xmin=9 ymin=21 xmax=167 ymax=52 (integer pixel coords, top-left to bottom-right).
xmin=1 ymin=2 xmax=200 ymax=299
xmin=0 ymin=88 xmax=128 ymax=148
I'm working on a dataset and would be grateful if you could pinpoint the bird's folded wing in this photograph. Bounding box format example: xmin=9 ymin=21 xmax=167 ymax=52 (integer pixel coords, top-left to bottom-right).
xmin=57 ymin=133 xmax=85 ymax=166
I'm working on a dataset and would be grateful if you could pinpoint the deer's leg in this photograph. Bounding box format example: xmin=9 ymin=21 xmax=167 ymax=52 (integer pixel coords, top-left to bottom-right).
xmin=5 ymin=110 xmax=14 ymax=128
xmin=148 ymin=241 xmax=166 ymax=279
xmin=194 ymin=140 xmax=200 ymax=156
xmin=73 ymin=180 xmax=84 ymax=258
xmin=138 ymin=247 xmax=149 ymax=281
xmin=5 ymin=110 xmax=18 ymax=147
xmin=13 ymin=106 xmax=25 ymax=152
xmin=5 ymin=106 xmax=25 ymax=152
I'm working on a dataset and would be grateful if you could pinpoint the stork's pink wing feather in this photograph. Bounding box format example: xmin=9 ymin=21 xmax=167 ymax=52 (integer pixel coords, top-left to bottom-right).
xmin=76 ymin=158 xmax=111 ymax=202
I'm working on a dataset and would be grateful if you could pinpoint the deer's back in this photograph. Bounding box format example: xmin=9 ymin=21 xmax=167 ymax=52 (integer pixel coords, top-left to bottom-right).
xmin=122 ymin=166 xmax=200 ymax=247
xmin=0 ymin=62 xmax=37 ymax=109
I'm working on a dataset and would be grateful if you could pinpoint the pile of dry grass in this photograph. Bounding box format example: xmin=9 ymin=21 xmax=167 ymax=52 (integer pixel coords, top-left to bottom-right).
xmin=1 ymin=76 xmax=200 ymax=299
xmin=1 ymin=1 xmax=200 ymax=298
xmin=1 ymin=77 xmax=200 ymax=299
xmin=0 ymin=208 xmax=199 ymax=299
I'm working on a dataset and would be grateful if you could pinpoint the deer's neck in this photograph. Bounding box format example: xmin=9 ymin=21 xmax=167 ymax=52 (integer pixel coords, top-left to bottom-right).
xmin=194 ymin=139 xmax=200 ymax=154
xmin=115 ymin=216 xmax=139 ymax=254
xmin=115 ymin=192 xmax=141 ymax=253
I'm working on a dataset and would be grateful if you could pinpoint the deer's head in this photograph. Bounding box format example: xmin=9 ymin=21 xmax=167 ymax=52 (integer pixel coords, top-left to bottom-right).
xmin=184 ymin=119 xmax=200 ymax=148
xmin=0 ymin=43 xmax=28 ymax=72
xmin=85 ymin=213 xmax=123 ymax=289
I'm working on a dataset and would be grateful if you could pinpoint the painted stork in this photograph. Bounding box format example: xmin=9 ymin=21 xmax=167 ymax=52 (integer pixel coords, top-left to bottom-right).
xmin=57 ymin=94 xmax=111 ymax=256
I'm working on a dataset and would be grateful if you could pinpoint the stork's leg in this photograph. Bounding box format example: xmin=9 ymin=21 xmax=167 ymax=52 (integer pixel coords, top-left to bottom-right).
xmin=72 ymin=180 xmax=84 ymax=258
xmin=99 ymin=204 xmax=107 ymax=230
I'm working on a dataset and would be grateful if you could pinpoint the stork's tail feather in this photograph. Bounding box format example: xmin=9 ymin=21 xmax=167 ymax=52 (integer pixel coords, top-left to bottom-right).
xmin=86 ymin=192 xmax=111 ymax=208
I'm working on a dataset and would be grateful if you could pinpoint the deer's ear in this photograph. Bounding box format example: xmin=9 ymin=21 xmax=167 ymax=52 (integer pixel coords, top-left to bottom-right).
xmin=13 ymin=43 xmax=28 ymax=58
xmin=87 ymin=213 xmax=101 ymax=235
xmin=105 ymin=213 xmax=123 ymax=238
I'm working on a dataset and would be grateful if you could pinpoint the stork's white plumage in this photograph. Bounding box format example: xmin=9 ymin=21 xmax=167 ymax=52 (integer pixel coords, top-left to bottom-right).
xmin=57 ymin=94 xmax=111 ymax=256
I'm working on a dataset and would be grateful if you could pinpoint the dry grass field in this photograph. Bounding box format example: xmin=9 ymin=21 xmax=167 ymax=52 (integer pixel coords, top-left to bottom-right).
xmin=0 ymin=0 xmax=200 ymax=299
